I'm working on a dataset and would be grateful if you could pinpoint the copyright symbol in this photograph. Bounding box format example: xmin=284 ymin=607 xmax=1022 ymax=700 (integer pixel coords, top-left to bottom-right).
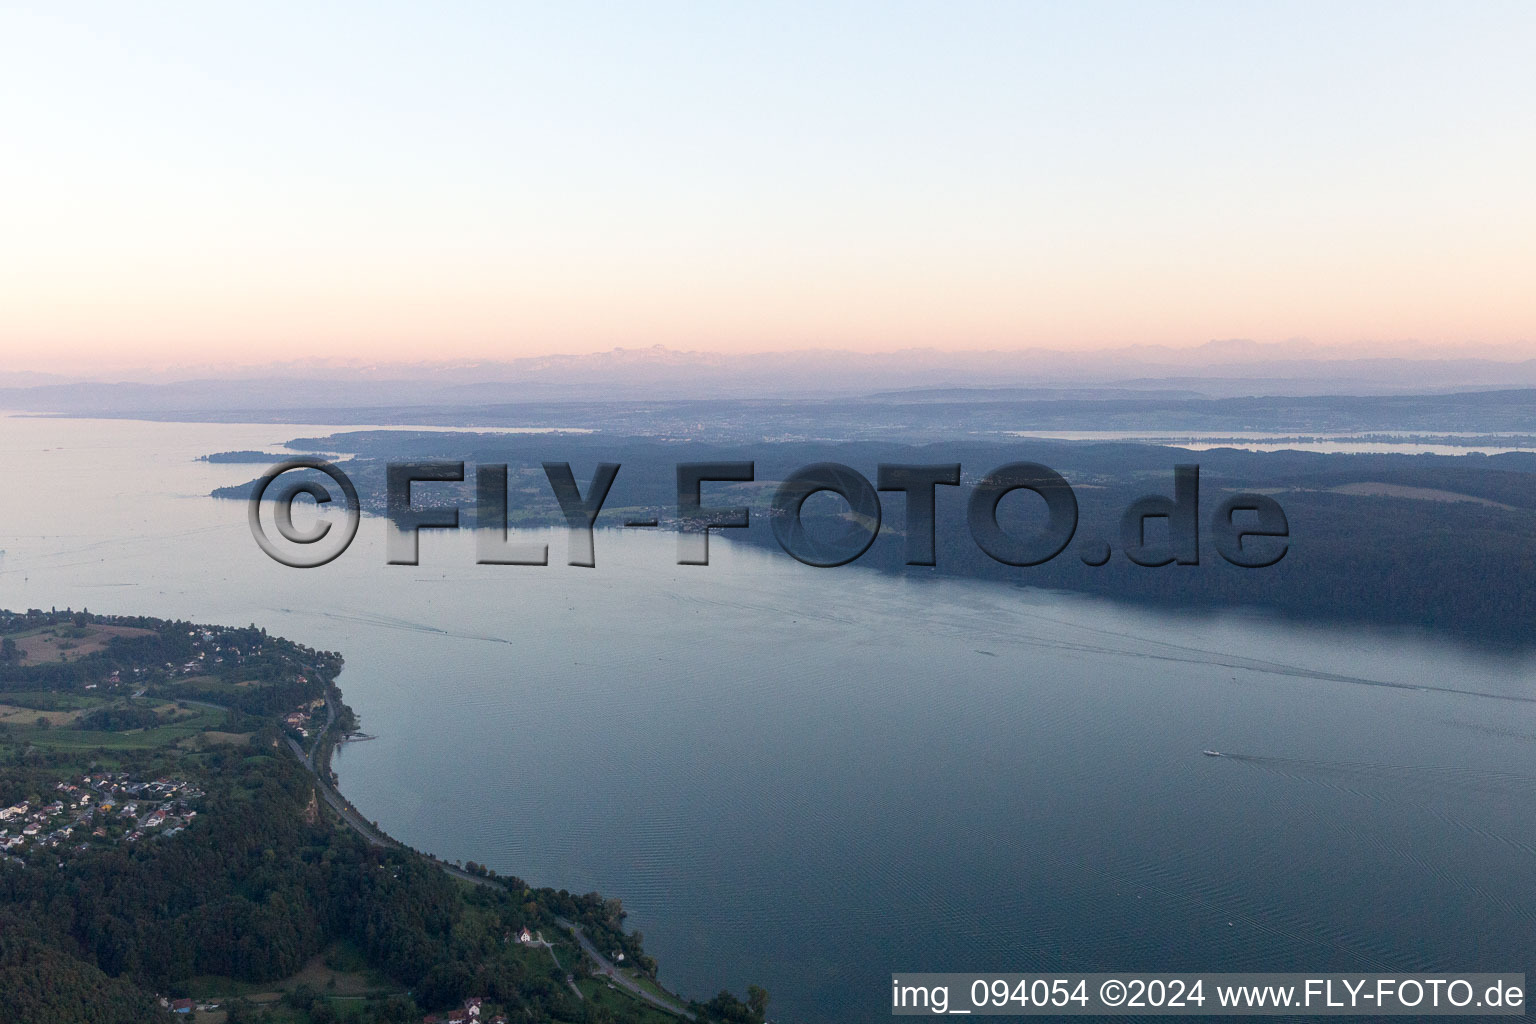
xmin=247 ymin=459 xmax=360 ymax=568
xmin=1099 ymin=979 xmax=1126 ymax=1007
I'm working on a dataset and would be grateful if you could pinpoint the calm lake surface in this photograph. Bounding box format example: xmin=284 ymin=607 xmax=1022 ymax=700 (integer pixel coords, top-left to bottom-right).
xmin=2 ymin=416 xmax=1534 ymax=1022
xmin=1005 ymin=430 xmax=1536 ymax=455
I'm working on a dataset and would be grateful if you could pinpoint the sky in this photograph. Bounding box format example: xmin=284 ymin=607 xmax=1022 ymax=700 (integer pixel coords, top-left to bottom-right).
xmin=2 ymin=2 xmax=1534 ymax=372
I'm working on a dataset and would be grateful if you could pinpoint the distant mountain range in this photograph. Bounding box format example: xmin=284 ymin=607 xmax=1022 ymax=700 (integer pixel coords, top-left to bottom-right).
xmin=4 ymin=343 xmax=1536 ymax=419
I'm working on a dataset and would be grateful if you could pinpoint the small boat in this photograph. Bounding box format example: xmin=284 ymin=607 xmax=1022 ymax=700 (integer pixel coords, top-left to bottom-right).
xmin=1202 ymin=749 xmax=1222 ymax=757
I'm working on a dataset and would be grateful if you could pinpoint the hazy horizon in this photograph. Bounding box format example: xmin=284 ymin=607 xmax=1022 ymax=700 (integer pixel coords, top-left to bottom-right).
xmin=7 ymin=338 xmax=1536 ymax=387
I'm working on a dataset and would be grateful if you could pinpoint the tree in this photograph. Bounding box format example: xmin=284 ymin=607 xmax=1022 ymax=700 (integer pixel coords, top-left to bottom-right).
xmin=747 ymin=985 xmax=769 ymax=1020
xmin=283 ymin=984 xmax=318 ymax=1009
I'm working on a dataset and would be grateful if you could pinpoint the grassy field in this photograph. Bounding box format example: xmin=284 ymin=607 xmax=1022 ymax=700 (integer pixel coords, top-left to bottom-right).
xmin=576 ymin=978 xmax=681 ymax=1024
xmin=0 ymin=694 xmax=205 ymax=728
xmin=186 ymin=730 xmax=253 ymax=749
xmin=7 ymin=622 xmax=154 ymax=663
xmin=624 ymin=968 xmax=691 ymax=1007
xmin=3 ymin=706 xmax=227 ymax=750
xmin=0 ymin=702 xmax=89 ymax=726
xmin=184 ymin=945 xmax=403 ymax=1002
xmin=0 ymin=690 xmax=101 ymax=711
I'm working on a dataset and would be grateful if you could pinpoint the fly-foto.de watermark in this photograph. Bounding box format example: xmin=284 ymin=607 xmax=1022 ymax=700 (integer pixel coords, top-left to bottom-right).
xmin=890 ymin=973 xmax=1524 ymax=1015
xmin=247 ymin=459 xmax=1289 ymax=570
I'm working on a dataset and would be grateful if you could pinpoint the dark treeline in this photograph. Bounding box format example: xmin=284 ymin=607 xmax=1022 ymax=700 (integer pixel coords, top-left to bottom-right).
xmin=73 ymin=706 xmax=161 ymax=732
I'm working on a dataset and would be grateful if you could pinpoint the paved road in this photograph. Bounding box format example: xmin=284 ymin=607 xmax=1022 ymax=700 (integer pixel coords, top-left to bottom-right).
xmin=314 ymin=695 xmax=337 ymax=760
xmin=559 ymin=918 xmax=694 ymax=1019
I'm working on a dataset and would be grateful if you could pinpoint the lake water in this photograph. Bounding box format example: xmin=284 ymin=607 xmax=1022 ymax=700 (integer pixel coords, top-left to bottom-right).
xmin=2 ymin=415 xmax=1534 ymax=1022
xmin=1005 ymin=430 xmax=1536 ymax=455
